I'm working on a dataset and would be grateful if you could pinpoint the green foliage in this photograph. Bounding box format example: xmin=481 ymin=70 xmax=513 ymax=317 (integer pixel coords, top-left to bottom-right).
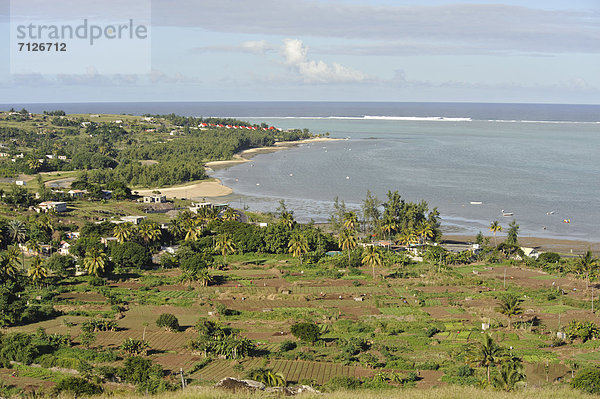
xmin=279 ymin=340 xmax=297 ymax=352
xmin=538 ymin=252 xmax=561 ymax=264
xmin=81 ymin=319 xmax=118 ymax=333
xmin=120 ymin=338 xmax=149 ymax=356
xmin=53 ymin=376 xmax=103 ymax=396
xmin=572 ymin=368 xmax=600 ymax=394
xmin=118 ymin=356 xmax=175 ymax=393
xmin=245 ymin=368 xmax=287 ymax=387
xmin=111 ymin=241 xmax=151 ymax=269
xmin=156 ymin=313 xmax=179 ymax=331
xmin=45 ymin=254 xmax=76 ymax=278
xmin=291 ymin=322 xmax=322 ymax=344
xmin=324 ymin=375 xmax=361 ymax=391
xmin=566 ymin=320 xmax=600 ymax=342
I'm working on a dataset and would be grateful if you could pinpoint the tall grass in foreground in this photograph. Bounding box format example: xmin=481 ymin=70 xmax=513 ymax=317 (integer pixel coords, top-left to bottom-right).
xmin=104 ymin=386 xmax=589 ymax=399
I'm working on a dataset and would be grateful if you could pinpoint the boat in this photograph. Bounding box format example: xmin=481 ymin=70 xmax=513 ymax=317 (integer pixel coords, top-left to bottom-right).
xmin=470 ymin=201 xmax=483 ymax=205
xmin=501 ymin=210 xmax=513 ymax=217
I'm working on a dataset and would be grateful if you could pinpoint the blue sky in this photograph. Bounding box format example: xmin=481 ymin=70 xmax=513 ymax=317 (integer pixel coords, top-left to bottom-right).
xmin=1 ymin=0 xmax=599 ymax=104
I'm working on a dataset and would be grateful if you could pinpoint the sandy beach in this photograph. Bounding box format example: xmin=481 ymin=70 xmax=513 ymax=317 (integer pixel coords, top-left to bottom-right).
xmin=205 ymin=137 xmax=340 ymax=169
xmin=444 ymin=234 xmax=600 ymax=255
xmin=134 ymin=179 xmax=232 ymax=199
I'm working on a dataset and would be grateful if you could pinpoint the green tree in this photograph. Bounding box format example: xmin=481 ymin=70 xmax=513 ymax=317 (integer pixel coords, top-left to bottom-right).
xmin=471 ymin=334 xmax=506 ymax=382
xmin=214 ymin=233 xmax=236 ymax=263
xmin=6 ymin=220 xmax=26 ymax=268
xmin=492 ymin=362 xmax=525 ymax=391
xmin=279 ymin=211 xmax=295 ymax=230
xmin=111 ymin=242 xmax=151 ymax=269
xmin=0 ymin=250 xmax=20 ymax=280
xmin=113 ymin=222 xmax=135 ymax=243
xmin=138 ymin=222 xmax=162 ymax=247
xmin=576 ymin=250 xmax=597 ymax=290
xmin=291 ymin=322 xmax=322 ymax=344
xmin=415 ymin=221 xmax=434 ymax=245
xmin=496 ymin=294 xmax=522 ymax=329
xmin=83 ymin=247 xmax=107 ymax=277
xmin=362 ymin=245 xmax=383 ymax=279
xmin=338 ymin=229 xmax=357 ymax=265
xmin=489 ymin=221 xmax=502 ymax=247
xmin=156 ymin=313 xmax=179 ymax=332
xmin=288 ymin=233 xmax=309 ymax=264
xmin=27 ymin=256 xmax=48 ymax=287
xmin=506 ymin=220 xmax=519 ymax=246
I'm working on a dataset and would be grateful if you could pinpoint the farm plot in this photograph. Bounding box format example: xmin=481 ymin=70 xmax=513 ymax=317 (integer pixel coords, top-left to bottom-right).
xmin=93 ymin=330 xmax=195 ymax=351
xmin=192 ymin=358 xmax=373 ymax=385
xmin=57 ymin=292 xmax=107 ymax=303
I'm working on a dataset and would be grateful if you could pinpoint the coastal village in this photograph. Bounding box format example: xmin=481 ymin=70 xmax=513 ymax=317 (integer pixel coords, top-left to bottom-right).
xmin=0 ymin=110 xmax=599 ymax=398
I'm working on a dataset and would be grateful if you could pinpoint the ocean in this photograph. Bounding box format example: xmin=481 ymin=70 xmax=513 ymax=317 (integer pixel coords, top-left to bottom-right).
xmin=4 ymin=102 xmax=600 ymax=241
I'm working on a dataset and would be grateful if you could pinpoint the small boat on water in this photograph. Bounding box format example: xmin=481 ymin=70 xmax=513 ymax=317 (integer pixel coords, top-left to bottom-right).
xmin=470 ymin=201 xmax=483 ymax=205
xmin=501 ymin=210 xmax=513 ymax=217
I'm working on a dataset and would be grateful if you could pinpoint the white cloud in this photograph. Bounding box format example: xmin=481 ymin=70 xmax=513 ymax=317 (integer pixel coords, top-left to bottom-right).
xmin=281 ymin=39 xmax=367 ymax=84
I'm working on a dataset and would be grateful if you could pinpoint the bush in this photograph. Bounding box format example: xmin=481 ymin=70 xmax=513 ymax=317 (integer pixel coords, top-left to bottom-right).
xmin=279 ymin=340 xmax=297 ymax=352
xmin=572 ymin=368 xmax=600 ymax=394
xmin=291 ymin=322 xmax=322 ymax=344
xmin=53 ymin=376 xmax=103 ymax=396
xmin=538 ymin=252 xmax=561 ymax=264
xmin=324 ymin=376 xmax=361 ymax=390
xmin=156 ymin=313 xmax=179 ymax=331
xmin=88 ymin=276 xmax=106 ymax=287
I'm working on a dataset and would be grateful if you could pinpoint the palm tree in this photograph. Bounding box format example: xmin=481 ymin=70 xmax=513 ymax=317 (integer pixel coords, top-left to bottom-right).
xmin=492 ymin=362 xmax=526 ymax=391
xmin=279 ymin=212 xmax=295 ymax=230
xmin=215 ymin=234 xmax=236 ymax=263
xmin=497 ymin=294 xmax=522 ymax=329
xmin=380 ymin=217 xmax=398 ymax=240
xmin=489 ymin=221 xmax=502 ymax=247
xmin=221 ymin=208 xmax=238 ymax=222
xmin=138 ymin=222 xmax=162 ymax=247
xmin=26 ymin=157 xmax=42 ymax=172
xmin=576 ymin=250 xmax=597 ymax=290
xmin=183 ymin=219 xmax=203 ymax=242
xmin=472 ymin=334 xmax=506 ymax=383
xmin=7 ymin=220 xmax=26 ymax=268
xmin=28 ymin=256 xmax=48 ymax=287
xmin=362 ymin=245 xmax=383 ymax=279
xmin=197 ymin=269 xmax=214 ymax=287
xmin=0 ymin=251 xmax=19 ymax=280
xmin=83 ymin=247 xmax=107 ymax=277
xmin=343 ymin=211 xmax=359 ymax=232
xmin=416 ymin=221 xmax=434 ymax=245
xmin=4 ymin=246 xmax=22 ymax=272
xmin=397 ymin=229 xmax=417 ymax=247
xmin=25 ymin=239 xmax=41 ymax=256
xmin=113 ymin=222 xmax=135 ymax=243
xmin=338 ymin=229 xmax=357 ymax=265
xmin=288 ymin=233 xmax=309 ymax=264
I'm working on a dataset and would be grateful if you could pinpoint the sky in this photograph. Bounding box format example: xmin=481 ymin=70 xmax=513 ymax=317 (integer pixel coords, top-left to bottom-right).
xmin=1 ymin=0 xmax=599 ymax=104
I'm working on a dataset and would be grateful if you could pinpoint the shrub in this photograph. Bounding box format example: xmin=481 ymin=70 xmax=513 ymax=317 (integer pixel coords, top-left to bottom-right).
xmin=53 ymin=376 xmax=103 ymax=396
xmin=279 ymin=340 xmax=297 ymax=352
xmin=572 ymin=368 xmax=600 ymax=394
xmin=121 ymin=338 xmax=149 ymax=356
xmin=88 ymin=276 xmax=106 ymax=287
xmin=156 ymin=313 xmax=179 ymax=332
xmin=291 ymin=322 xmax=322 ymax=344
xmin=538 ymin=252 xmax=561 ymax=264
xmin=324 ymin=376 xmax=360 ymax=391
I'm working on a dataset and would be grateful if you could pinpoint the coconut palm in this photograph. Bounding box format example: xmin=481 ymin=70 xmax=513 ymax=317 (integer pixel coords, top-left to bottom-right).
xmin=28 ymin=256 xmax=48 ymax=287
xmin=83 ymin=247 xmax=107 ymax=277
xmin=4 ymin=246 xmax=22 ymax=271
xmin=338 ymin=229 xmax=357 ymax=265
xmin=343 ymin=211 xmax=359 ymax=232
xmin=576 ymin=250 xmax=597 ymax=290
xmin=489 ymin=221 xmax=502 ymax=247
xmin=7 ymin=220 xmax=27 ymax=267
xmin=214 ymin=233 xmax=236 ymax=263
xmin=380 ymin=217 xmax=398 ymax=240
xmin=416 ymin=221 xmax=434 ymax=244
xmin=138 ymin=222 xmax=162 ymax=247
xmin=0 ymin=251 xmax=19 ymax=280
xmin=288 ymin=233 xmax=309 ymax=264
xmin=26 ymin=157 xmax=43 ymax=172
xmin=221 ymin=207 xmax=238 ymax=222
xmin=496 ymin=294 xmax=523 ymax=329
xmin=25 ymin=239 xmax=41 ymax=256
xmin=113 ymin=222 xmax=135 ymax=243
xmin=471 ymin=334 xmax=506 ymax=383
xmin=397 ymin=229 xmax=417 ymax=247
xmin=492 ymin=362 xmax=526 ymax=391
xmin=279 ymin=211 xmax=295 ymax=230
xmin=182 ymin=219 xmax=203 ymax=242
xmin=362 ymin=245 xmax=383 ymax=279
xmin=197 ymin=268 xmax=214 ymax=287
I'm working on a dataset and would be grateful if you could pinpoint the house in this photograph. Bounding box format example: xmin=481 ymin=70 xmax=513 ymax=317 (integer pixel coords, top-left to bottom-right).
xmin=101 ymin=236 xmax=118 ymax=246
xmin=520 ymin=247 xmax=540 ymax=259
xmin=58 ymin=155 xmax=68 ymax=160
xmin=66 ymin=231 xmax=80 ymax=240
xmin=68 ymin=189 xmax=86 ymax=198
xmin=58 ymin=241 xmax=71 ymax=255
xmin=15 ymin=180 xmax=26 ymax=186
xmin=143 ymin=195 xmax=166 ymax=204
xmin=120 ymin=215 xmax=146 ymax=225
xmin=38 ymin=201 xmax=67 ymax=213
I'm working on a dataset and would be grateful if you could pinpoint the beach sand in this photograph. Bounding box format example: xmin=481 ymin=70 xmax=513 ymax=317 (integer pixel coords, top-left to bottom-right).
xmin=205 ymin=137 xmax=340 ymax=169
xmin=444 ymin=234 xmax=600 ymax=255
xmin=134 ymin=179 xmax=232 ymax=199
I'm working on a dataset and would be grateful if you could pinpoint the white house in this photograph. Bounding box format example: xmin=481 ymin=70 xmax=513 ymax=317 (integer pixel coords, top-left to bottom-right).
xmin=68 ymin=189 xmax=86 ymax=198
xmin=38 ymin=201 xmax=67 ymax=213
xmin=143 ymin=195 xmax=166 ymax=204
xmin=120 ymin=215 xmax=146 ymax=225
xmin=15 ymin=180 xmax=26 ymax=186
xmin=58 ymin=241 xmax=71 ymax=255
xmin=520 ymin=247 xmax=540 ymax=259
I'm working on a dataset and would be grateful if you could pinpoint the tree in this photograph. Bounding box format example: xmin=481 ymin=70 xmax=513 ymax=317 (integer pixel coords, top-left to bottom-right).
xmin=0 ymin=250 xmax=20 ymax=280
xmin=288 ymin=233 xmax=309 ymax=264
xmin=138 ymin=222 xmax=162 ymax=247
xmin=576 ymin=250 xmax=597 ymax=290
xmin=343 ymin=211 xmax=358 ymax=232
xmin=83 ymin=247 xmax=107 ymax=277
xmin=338 ymin=229 xmax=357 ymax=265
xmin=497 ymin=294 xmax=522 ymax=329
xmin=492 ymin=362 xmax=525 ymax=391
xmin=361 ymin=190 xmax=381 ymax=235
xmin=27 ymin=257 xmax=48 ymax=287
xmin=120 ymin=338 xmax=149 ymax=356
xmin=7 ymin=220 xmax=26 ymax=269
xmin=572 ymin=368 xmax=600 ymax=394
xmin=489 ymin=221 xmax=502 ymax=247
xmin=111 ymin=242 xmax=151 ymax=269
xmin=214 ymin=233 xmax=236 ymax=263
xmin=279 ymin=211 xmax=295 ymax=230
xmin=221 ymin=207 xmax=238 ymax=222
xmin=45 ymin=253 xmax=75 ymax=278
xmin=471 ymin=334 xmax=506 ymax=383
xmin=415 ymin=221 xmax=434 ymax=245
xmin=506 ymin=220 xmax=519 ymax=246
xmin=197 ymin=268 xmax=214 ymax=287
xmin=291 ymin=322 xmax=322 ymax=344
xmin=362 ymin=245 xmax=383 ymax=279
xmin=53 ymin=377 xmax=103 ymax=396
xmin=113 ymin=222 xmax=135 ymax=243
xmin=156 ymin=313 xmax=179 ymax=332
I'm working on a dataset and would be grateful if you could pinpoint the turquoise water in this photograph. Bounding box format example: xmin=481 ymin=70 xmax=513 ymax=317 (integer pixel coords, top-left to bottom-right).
xmin=212 ymin=118 xmax=600 ymax=241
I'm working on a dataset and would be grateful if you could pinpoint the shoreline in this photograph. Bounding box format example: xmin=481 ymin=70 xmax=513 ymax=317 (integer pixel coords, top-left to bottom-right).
xmin=205 ymin=136 xmax=340 ymax=169
xmin=443 ymin=234 xmax=600 ymax=255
